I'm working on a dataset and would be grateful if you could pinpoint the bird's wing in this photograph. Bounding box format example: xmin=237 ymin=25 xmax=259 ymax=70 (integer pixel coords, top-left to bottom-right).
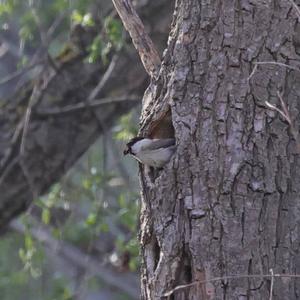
xmin=144 ymin=138 xmax=176 ymax=150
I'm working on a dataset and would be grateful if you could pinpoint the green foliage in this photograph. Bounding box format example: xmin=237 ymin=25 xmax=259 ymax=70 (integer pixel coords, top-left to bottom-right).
xmin=36 ymin=184 xmax=63 ymax=209
xmin=52 ymin=0 xmax=69 ymax=12
xmin=115 ymin=193 xmax=139 ymax=272
xmin=50 ymin=279 xmax=73 ymax=300
xmin=71 ymin=0 xmax=92 ymax=14
xmin=86 ymin=36 xmax=103 ymax=63
xmin=0 ymin=2 xmax=12 ymax=16
xmin=0 ymin=234 xmax=32 ymax=299
xmin=41 ymin=208 xmax=50 ymax=225
xmin=18 ymin=228 xmax=43 ymax=279
xmin=19 ymin=11 xmax=36 ymax=42
xmin=114 ymin=112 xmax=139 ymax=141
xmin=104 ymin=16 xmax=123 ymax=50
xmin=86 ymin=16 xmax=124 ymax=64
xmin=17 ymin=55 xmax=29 ymax=68
xmin=118 ymin=194 xmax=138 ymax=232
xmin=85 ymin=212 xmax=97 ymax=226
xmin=0 ymin=0 xmax=125 ymax=68
xmin=71 ymin=10 xmax=94 ymax=27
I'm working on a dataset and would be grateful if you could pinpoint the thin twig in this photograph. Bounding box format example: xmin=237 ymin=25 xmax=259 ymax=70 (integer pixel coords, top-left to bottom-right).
xmin=0 ymin=59 xmax=44 ymax=85
xmin=248 ymin=63 xmax=258 ymax=81
xmin=35 ymin=96 xmax=140 ymax=116
xmin=13 ymin=9 xmax=67 ymax=91
xmin=46 ymin=11 xmax=68 ymax=40
xmin=32 ymin=7 xmax=47 ymax=46
xmin=0 ymin=12 xmax=64 ymax=186
xmin=265 ymin=101 xmax=289 ymax=121
xmin=163 ymin=273 xmax=300 ymax=297
xmin=19 ymin=67 xmax=57 ymax=198
xmin=19 ymin=85 xmax=42 ymax=198
xmin=88 ymin=54 xmax=119 ymax=101
xmin=265 ymin=91 xmax=300 ymax=153
xmin=276 ymin=91 xmax=292 ymax=124
xmin=269 ymin=269 xmax=274 ymax=300
xmin=111 ymin=0 xmax=161 ymax=78
xmin=248 ymin=61 xmax=300 ymax=82
xmin=254 ymin=61 xmax=300 ymax=73
xmin=20 ymin=86 xmax=39 ymax=156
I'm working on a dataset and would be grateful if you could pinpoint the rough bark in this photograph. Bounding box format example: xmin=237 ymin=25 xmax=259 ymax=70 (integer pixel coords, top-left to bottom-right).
xmin=140 ymin=0 xmax=300 ymax=299
xmin=0 ymin=1 xmax=173 ymax=228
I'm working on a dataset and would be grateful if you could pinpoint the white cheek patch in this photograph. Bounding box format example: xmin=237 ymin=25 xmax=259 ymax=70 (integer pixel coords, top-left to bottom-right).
xmin=135 ymin=148 xmax=174 ymax=168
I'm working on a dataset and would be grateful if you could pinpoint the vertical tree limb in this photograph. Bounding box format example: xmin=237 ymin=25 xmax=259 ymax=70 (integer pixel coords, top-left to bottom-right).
xmin=111 ymin=0 xmax=161 ymax=78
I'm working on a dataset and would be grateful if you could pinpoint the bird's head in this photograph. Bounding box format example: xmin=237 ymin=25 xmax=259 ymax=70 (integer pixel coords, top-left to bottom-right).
xmin=123 ymin=136 xmax=145 ymax=155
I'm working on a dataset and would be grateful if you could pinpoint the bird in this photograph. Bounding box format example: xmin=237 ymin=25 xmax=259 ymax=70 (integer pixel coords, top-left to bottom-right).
xmin=123 ymin=137 xmax=176 ymax=168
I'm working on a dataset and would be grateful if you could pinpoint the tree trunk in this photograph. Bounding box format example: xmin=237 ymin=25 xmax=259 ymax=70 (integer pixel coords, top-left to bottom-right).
xmin=140 ymin=0 xmax=300 ymax=299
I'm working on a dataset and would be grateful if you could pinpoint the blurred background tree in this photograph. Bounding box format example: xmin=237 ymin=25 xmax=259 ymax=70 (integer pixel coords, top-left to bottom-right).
xmin=0 ymin=0 xmax=173 ymax=299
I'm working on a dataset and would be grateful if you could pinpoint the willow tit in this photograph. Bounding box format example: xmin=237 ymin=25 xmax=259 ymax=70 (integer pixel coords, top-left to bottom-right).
xmin=123 ymin=137 xmax=176 ymax=168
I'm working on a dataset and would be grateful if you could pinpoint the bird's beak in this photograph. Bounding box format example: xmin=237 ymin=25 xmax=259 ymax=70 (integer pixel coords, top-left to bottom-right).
xmin=123 ymin=148 xmax=129 ymax=155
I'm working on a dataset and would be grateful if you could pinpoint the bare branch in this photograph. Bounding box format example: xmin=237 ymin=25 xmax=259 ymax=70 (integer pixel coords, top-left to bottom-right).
xmin=111 ymin=0 xmax=161 ymax=78
xmin=265 ymin=101 xmax=289 ymax=122
xmin=46 ymin=11 xmax=69 ymax=40
xmin=18 ymin=66 xmax=58 ymax=198
xmin=265 ymin=91 xmax=300 ymax=153
xmin=163 ymin=273 xmax=300 ymax=298
xmin=0 ymin=58 xmax=45 ymax=85
xmin=247 ymin=63 xmax=258 ymax=81
xmin=248 ymin=61 xmax=300 ymax=81
xmin=254 ymin=61 xmax=300 ymax=73
xmin=88 ymin=54 xmax=119 ymax=101
xmin=35 ymin=96 xmax=140 ymax=116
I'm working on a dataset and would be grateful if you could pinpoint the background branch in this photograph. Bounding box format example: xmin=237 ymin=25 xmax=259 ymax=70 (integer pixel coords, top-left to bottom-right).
xmin=112 ymin=0 xmax=161 ymax=78
xmin=9 ymin=220 xmax=139 ymax=299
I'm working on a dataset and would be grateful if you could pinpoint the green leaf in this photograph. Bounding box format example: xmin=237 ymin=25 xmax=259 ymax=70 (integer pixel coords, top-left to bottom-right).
xmin=129 ymin=258 xmax=138 ymax=272
xmin=71 ymin=10 xmax=83 ymax=24
xmin=85 ymin=212 xmax=97 ymax=226
xmin=25 ymin=234 xmax=33 ymax=250
xmin=42 ymin=208 xmax=51 ymax=225
xmin=71 ymin=11 xmax=94 ymax=27
xmin=86 ymin=36 xmax=103 ymax=64
xmin=82 ymin=178 xmax=92 ymax=189
xmin=113 ymin=112 xmax=138 ymax=141
xmin=118 ymin=194 xmax=126 ymax=208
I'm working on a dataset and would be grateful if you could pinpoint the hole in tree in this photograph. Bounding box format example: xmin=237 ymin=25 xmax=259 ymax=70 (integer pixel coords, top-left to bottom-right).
xmin=149 ymin=108 xmax=175 ymax=139
xmin=152 ymin=235 xmax=160 ymax=271
xmin=184 ymin=264 xmax=192 ymax=283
